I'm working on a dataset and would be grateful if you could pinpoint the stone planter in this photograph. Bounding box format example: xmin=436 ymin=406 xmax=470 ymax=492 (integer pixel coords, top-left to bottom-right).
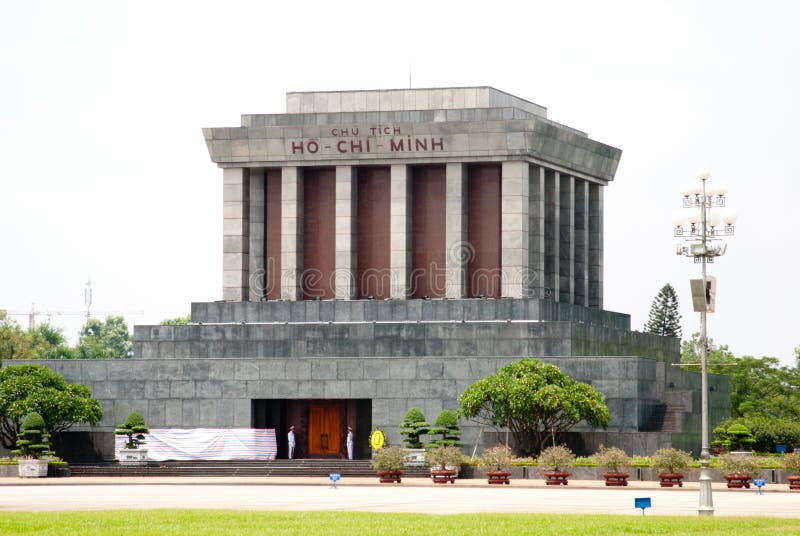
xmin=377 ymin=470 xmax=402 ymax=483
xmin=787 ymin=475 xmax=800 ymax=490
xmin=724 ymin=473 xmax=752 ymax=489
xmin=431 ymin=469 xmax=457 ymax=484
xmin=602 ymin=471 xmax=629 ymax=486
xmin=543 ymin=470 xmax=570 ymax=485
xmin=486 ymin=470 xmax=511 ymax=485
xmin=18 ymin=459 xmax=48 ymax=478
xmin=657 ymin=472 xmax=684 ymax=487
xmin=118 ymin=448 xmax=149 ymax=466
xmin=404 ymin=448 xmax=426 ymax=467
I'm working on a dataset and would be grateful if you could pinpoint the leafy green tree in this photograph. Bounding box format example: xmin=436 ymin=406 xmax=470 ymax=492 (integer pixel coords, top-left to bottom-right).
xmin=0 ymin=364 xmax=103 ymax=449
xmin=0 ymin=313 xmax=36 ymax=360
xmin=76 ymin=316 xmax=133 ymax=358
xmin=28 ymin=323 xmax=74 ymax=359
xmin=681 ymin=333 xmax=800 ymax=420
xmin=399 ymin=407 xmax=429 ymax=448
xmin=643 ymin=283 xmax=682 ymax=338
xmin=458 ymin=358 xmax=610 ymax=456
xmin=426 ymin=409 xmax=462 ymax=449
xmin=160 ymin=315 xmax=191 ymax=326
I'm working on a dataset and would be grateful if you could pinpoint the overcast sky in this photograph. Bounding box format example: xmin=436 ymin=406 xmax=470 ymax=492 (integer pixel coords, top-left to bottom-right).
xmin=2 ymin=1 xmax=798 ymax=366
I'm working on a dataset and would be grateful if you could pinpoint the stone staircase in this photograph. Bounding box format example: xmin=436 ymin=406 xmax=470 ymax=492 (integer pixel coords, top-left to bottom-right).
xmin=69 ymin=459 xmax=431 ymax=478
xmin=640 ymin=403 xmax=683 ymax=433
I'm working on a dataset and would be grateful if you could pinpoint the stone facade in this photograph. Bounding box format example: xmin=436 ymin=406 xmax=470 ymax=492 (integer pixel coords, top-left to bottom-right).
xmin=4 ymin=88 xmax=730 ymax=461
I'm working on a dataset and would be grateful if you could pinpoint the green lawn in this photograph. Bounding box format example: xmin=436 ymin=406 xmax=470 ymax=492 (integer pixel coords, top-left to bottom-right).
xmin=1 ymin=511 xmax=799 ymax=535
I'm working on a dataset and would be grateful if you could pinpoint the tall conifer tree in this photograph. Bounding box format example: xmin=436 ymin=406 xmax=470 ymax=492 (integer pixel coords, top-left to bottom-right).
xmin=644 ymin=283 xmax=682 ymax=338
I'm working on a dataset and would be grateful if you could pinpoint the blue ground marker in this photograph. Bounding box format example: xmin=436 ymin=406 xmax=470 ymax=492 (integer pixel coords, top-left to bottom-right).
xmin=329 ymin=473 xmax=341 ymax=489
xmin=634 ymin=497 xmax=651 ymax=515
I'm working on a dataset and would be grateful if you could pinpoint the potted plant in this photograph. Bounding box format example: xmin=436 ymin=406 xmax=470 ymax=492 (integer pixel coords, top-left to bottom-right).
xmin=400 ymin=407 xmax=429 ymax=466
xmin=782 ymin=451 xmax=800 ymax=490
xmin=371 ymin=445 xmax=406 ymax=483
xmin=114 ymin=411 xmax=150 ymax=466
xmin=480 ymin=444 xmax=513 ymax=485
xmin=12 ymin=412 xmax=53 ymax=478
xmin=713 ymin=423 xmax=755 ymax=454
xmin=592 ymin=445 xmax=632 ymax=486
xmin=425 ymin=409 xmax=462 ymax=449
xmin=425 ymin=445 xmax=463 ymax=484
xmin=718 ymin=453 xmax=760 ymax=488
xmin=651 ymin=447 xmax=693 ymax=487
xmin=537 ymin=445 xmax=575 ymax=485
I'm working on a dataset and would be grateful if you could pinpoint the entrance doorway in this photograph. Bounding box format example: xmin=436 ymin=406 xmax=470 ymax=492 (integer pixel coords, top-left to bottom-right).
xmin=308 ymin=403 xmax=341 ymax=457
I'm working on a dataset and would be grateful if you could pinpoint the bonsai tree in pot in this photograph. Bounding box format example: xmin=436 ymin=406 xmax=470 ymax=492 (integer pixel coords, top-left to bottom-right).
xmin=12 ymin=412 xmax=53 ymax=478
xmin=717 ymin=453 xmax=760 ymax=488
xmin=480 ymin=444 xmax=513 ymax=485
xmin=425 ymin=409 xmax=462 ymax=449
xmin=114 ymin=411 xmax=150 ymax=466
xmin=651 ymin=447 xmax=693 ymax=487
xmin=713 ymin=423 xmax=755 ymax=454
xmin=592 ymin=445 xmax=632 ymax=486
xmin=537 ymin=445 xmax=575 ymax=486
xmin=399 ymin=407 xmax=429 ymax=466
xmin=371 ymin=445 xmax=407 ymax=484
xmin=781 ymin=451 xmax=800 ymax=490
xmin=425 ymin=445 xmax=463 ymax=484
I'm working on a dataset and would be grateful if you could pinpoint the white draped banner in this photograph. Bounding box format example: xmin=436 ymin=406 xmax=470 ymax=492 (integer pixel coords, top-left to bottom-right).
xmin=114 ymin=428 xmax=277 ymax=461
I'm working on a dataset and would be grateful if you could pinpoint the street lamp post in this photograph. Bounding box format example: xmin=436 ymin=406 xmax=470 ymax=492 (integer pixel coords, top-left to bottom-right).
xmin=673 ymin=169 xmax=736 ymax=517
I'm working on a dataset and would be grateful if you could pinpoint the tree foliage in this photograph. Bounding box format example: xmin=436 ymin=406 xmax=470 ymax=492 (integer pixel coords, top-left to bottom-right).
xmin=681 ymin=333 xmax=800 ymax=420
xmin=399 ymin=407 xmax=429 ymax=448
xmin=160 ymin=315 xmax=191 ymax=326
xmin=76 ymin=316 xmax=133 ymax=358
xmin=643 ymin=283 xmax=682 ymax=338
xmin=0 ymin=364 xmax=103 ymax=450
xmin=0 ymin=313 xmax=36 ymax=360
xmin=458 ymin=358 xmax=609 ymax=456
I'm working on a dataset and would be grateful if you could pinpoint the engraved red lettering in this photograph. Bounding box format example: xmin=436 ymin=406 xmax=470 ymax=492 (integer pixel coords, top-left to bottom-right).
xmin=350 ymin=140 xmax=363 ymax=152
xmin=390 ymin=138 xmax=405 ymax=151
xmin=307 ymin=140 xmax=319 ymax=153
xmin=291 ymin=141 xmax=304 ymax=154
xmin=331 ymin=128 xmax=339 ymax=136
xmin=415 ymin=138 xmax=427 ymax=151
xmin=393 ymin=126 xmax=401 ymax=135
xmin=337 ymin=140 xmax=348 ymax=153
xmin=431 ymin=137 xmax=444 ymax=151
xmin=352 ymin=128 xmax=359 ymax=136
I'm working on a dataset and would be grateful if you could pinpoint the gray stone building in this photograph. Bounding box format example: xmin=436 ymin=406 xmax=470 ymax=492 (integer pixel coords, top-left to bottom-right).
xmin=13 ymin=87 xmax=729 ymax=460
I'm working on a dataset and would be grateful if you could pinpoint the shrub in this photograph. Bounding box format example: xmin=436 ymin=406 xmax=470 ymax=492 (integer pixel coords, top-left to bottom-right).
xmin=782 ymin=451 xmax=800 ymax=474
xmin=371 ymin=445 xmax=407 ymax=471
xmin=717 ymin=454 xmax=760 ymax=477
xmin=715 ymin=416 xmax=800 ymax=453
xmin=713 ymin=422 xmax=755 ymax=452
xmin=426 ymin=409 xmax=462 ymax=449
xmin=425 ymin=445 xmax=463 ymax=471
xmin=399 ymin=408 xmax=429 ymax=449
xmin=537 ymin=445 xmax=575 ymax=472
xmin=591 ymin=445 xmax=632 ymax=472
xmin=650 ymin=448 xmax=693 ymax=473
xmin=114 ymin=411 xmax=150 ymax=449
xmin=11 ymin=412 xmax=52 ymax=459
xmin=479 ymin=445 xmax=513 ymax=471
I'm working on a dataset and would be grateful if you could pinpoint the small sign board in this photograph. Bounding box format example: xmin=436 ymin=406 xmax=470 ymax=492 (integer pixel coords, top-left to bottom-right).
xmin=776 ymin=445 xmax=787 ymax=454
xmin=754 ymin=478 xmax=766 ymax=495
xmin=329 ymin=473 xmax=341 ymax=489
xmin=634 ymin=497 xmax=651 ymax=515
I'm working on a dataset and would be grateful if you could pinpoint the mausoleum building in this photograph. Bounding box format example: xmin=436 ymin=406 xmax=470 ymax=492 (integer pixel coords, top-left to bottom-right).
xmin=15 ymin=88 xmax=730 ymax=460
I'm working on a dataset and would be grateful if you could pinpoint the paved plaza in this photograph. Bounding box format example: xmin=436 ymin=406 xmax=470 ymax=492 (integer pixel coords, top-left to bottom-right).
xmin=1 ymin=477 xmax=796 ymax=517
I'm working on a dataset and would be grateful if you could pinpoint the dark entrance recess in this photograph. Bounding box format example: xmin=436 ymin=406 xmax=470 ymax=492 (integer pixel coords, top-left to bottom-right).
xmin=252 ymin=399 xmax=371 ymax=460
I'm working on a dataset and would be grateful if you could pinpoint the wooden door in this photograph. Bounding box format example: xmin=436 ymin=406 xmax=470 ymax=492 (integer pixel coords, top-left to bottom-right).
xmin=308 ymin=404 xmax=341 ymax=456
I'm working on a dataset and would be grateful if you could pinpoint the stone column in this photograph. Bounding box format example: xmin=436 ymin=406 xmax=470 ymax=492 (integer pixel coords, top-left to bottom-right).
xmin=281 ymin=166 xmax=303 ymax=301
xmin=390 ymin=164 xmax=411 ymax=299
xmin=248 ymin=169 xmax=265 ymax=302
xmin=529 ymin=166 xmax=545 ymax=299
xmin=559 ymin=174 xmax=574 ymax=304
xmin=335 ymin=166 xmax=357 ymax=299
xmin=445 ymin=163 xmax=466 ymax=298
xmin=589 ymin=183 xmax=604 ymax=308
xmin=500 ymin=161 xmax=529 ymax=298
xmin=544 ymin=169 xmax=560 ymax=301
xmin=574 ymin=179 xmax=589 ymax=306
xmin=222 ymin=167 xmax=249 ymax=301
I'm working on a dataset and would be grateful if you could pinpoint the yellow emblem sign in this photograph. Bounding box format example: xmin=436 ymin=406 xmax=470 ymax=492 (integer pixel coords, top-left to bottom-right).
xmin=369 ymin=429 xmax=386 ymax=450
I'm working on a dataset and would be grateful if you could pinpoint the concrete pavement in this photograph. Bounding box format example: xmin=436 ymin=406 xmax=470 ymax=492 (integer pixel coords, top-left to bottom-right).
xmin=1 ymin=476 xmax=797 ymax=517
